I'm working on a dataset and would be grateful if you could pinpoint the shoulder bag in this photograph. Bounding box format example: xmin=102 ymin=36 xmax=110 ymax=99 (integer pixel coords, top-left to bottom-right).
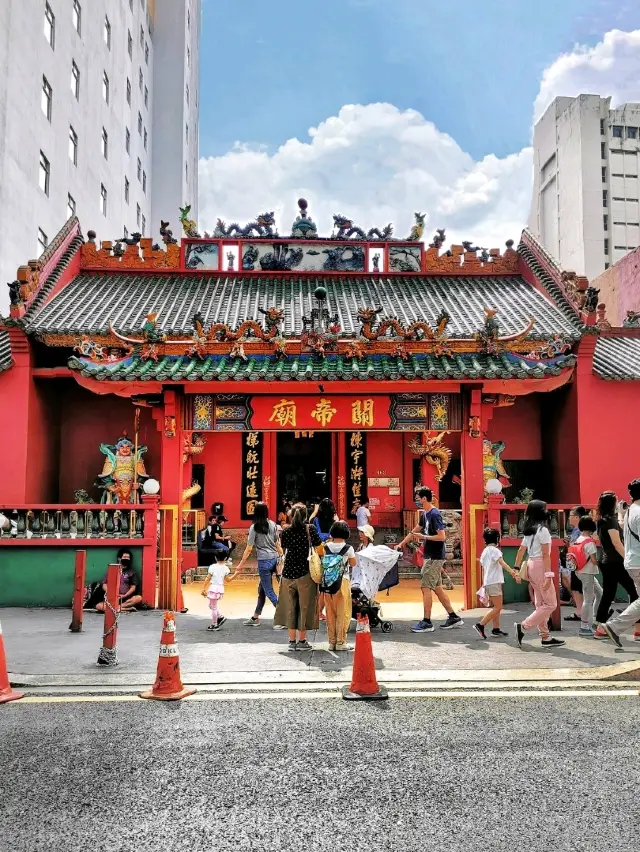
xmin=306 ymin=524 xmax=323 ymax=584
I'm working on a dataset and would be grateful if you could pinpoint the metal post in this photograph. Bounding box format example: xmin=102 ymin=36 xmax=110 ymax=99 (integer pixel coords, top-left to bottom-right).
xmin=69 ymin=550 xmax=87 ymax=633
xmin=97 ymin=562 xmax=121 ymax=666
xmin=550 ymin=542 xmax=562 ymax=632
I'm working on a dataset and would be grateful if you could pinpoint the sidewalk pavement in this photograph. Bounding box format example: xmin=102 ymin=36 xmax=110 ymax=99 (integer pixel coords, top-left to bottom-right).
xmin=2 ymin=578 xmax=639 ymax=687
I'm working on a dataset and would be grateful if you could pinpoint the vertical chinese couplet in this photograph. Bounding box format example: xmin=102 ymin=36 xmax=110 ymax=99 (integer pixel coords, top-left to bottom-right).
xmin=346 ymin=431 xmax=368 ymax=518
xmin=241 ymin=431 xmax=263 ymax=520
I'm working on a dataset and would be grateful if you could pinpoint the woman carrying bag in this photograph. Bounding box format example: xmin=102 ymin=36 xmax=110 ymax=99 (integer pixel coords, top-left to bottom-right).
xmin=274 ymin=503 xmax=324 ymax=651
xmin=234 ymin=502 xmax=285 ymax=628
xmin=513 ymin=500 xmax=566 ymax=650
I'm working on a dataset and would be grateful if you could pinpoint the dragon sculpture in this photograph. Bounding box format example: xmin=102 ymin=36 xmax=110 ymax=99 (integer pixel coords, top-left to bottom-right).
xmin=408 ymin=432 xmax=452 ymax=482
xmin=408 ymin=213 xmax=426 ymax=242
xmin=213 ymin=212 xmax=277 ymax=238
xmin=183 ymin=433 xmax=207 ymax=463
xmin=429 ymin=228 xmax=446 ymax=249
xmin=159 ymin=220 xmax=178 ymax=245
xmin=179 ymin=205 xmax=201 ymax=238
xmin=356 ymin=306 xmax=451 ymax=343
xmin=207 ymin=307 xmax=284 ymax=342
xmin=331 ymin=214 xmax=393 ymax=241
xmin=475 ymin=308 xmax=535 ymax=354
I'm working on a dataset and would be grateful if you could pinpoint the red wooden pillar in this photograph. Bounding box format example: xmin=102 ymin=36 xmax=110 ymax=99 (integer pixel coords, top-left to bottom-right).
xmin=157 ymin=389 xmax=184 ymax=611
xmin=262 ymin=432 xmax=275 ymax=518
xmin=461 ymin=389 xmax=485 ymax=609
xmin=0 ymin=329 xmax=32 ymax=502
xmin=141 ymin=494 xmax=159 ymax=607
xmin=336 ymin=432 xmax=347 ymax=521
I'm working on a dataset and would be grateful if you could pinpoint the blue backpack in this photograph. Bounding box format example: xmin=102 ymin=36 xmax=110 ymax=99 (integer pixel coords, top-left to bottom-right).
xmin=320 ymin=544 xmax=350 ymax=594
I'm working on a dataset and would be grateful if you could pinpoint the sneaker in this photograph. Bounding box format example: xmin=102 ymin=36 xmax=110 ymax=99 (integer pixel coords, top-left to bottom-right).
xmin=335 ymin=642 xmax=352 ymax=652
xmin=603 ymin=623 xmax=623 ymax=649
xmin=216 ymin=616 xmax=227 ymax=628
xmin=633 ymin=633 xmax=640 ymax=642
xmin=273 ymin=624 xmax=287 ymax=630
xmin=578 ymin=627 xmax=595 ymax=637
xmin=440 ymin=613 xmax=464 ymax=630
xmin=296 ymin=640 xmax=313 ymax=651
xmin=207 ymin=623 xmax=221 ymax=631
xmin=515 ymin=622 xmax=525 ymax=649
xmin=491 ymin=628 xmax=509 ymax=638
xmin=593 ymin=628 xmax=608 ymax=640
xmin=541 ymin=637 xmax=566 ymax=648
xmin=473 ymin=623 xmax=486 ymax=639
xmin=287 ymin=640 xmax=297 ymax=651
xmin=243 ymin=617 xmax=260 ymax=626
xmin=411 ymin=619 xmax=435 ymax=633
xmin=328 ymin=643 xmax=336 ymax=651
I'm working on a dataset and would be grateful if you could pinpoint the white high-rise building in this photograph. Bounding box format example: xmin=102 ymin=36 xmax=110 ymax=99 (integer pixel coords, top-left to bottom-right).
xmin=529 ymin=94 xmax=640 ymax=281
xmin=0 ymin=0 xmax=200 ymax=312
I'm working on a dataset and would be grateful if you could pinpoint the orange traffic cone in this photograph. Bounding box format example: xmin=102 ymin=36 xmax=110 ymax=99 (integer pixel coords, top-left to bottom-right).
xmin=0 ymin=619 xmax=24 ymax=705
xmin=342 ymin=614 xmax=388 ymax=701
xmin=140 ymin=612 xmax=196 ymax=701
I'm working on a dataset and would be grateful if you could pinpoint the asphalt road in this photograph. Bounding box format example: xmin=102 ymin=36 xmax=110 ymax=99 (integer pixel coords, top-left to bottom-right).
xmin=1 ymin=692 xmax=639 ymax=852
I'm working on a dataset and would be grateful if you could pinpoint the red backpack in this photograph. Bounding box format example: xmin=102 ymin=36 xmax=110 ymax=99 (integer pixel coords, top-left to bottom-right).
xmin=566 ymin=536 xmax=596 ymax=572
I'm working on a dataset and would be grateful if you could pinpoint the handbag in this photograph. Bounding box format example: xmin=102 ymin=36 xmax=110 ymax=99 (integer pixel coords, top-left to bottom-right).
xmin=518 ymin=563 xmax=529 ymax=582
xmin=306 ymin=525 xmax=323 ymax=584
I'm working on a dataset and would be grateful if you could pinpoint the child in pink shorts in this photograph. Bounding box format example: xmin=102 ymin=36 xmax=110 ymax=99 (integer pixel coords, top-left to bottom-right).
xmin=201 ymin=550 xmax=232 ymax=631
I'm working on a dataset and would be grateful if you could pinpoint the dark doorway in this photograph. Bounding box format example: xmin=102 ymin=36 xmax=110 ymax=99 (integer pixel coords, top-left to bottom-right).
xmin=277 ymin=432 xmax=333 ymax=507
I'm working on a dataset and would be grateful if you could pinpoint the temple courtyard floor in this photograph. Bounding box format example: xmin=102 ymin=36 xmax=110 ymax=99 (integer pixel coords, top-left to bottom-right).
xmin=3 ymin=578 xmax=640 ymax=691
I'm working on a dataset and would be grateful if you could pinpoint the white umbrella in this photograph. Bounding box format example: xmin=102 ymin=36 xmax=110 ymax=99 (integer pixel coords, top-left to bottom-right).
xmin=352 ymin=545 xmax=400 ymax=601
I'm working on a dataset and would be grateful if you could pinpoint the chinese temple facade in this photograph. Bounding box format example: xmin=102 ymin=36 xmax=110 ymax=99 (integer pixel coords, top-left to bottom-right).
xmin=2 ymin=200 xmax=640 ymax=608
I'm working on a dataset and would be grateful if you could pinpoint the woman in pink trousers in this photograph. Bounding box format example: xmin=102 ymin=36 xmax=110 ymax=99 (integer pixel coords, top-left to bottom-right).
xmin=513 ymin=500 xmax=566 ymax=649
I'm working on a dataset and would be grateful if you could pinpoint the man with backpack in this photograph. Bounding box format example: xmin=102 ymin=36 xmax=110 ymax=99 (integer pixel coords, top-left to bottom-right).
xmin=604 ymin=478 xmax=640 ymax=648
xmin=566 ymin=516 xmax=602 ymax=637
xmin=396 ymin=487 xmax=463 ymax=632
xmin=320 ymin=520 xmax=357 ymax=651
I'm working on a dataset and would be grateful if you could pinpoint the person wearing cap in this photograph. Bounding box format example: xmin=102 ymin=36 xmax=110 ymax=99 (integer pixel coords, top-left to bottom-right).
xmin=357 ymin=524 xmax=375 ymax=550
xmin=199 ymin=514 xmax=236 ymax=561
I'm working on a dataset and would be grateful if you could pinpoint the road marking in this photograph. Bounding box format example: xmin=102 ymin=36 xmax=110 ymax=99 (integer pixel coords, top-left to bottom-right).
xmin=6 ymin=688 xmax=639 ymax=705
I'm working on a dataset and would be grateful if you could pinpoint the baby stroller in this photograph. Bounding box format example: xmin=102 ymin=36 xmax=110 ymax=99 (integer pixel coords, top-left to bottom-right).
xmin=351 ymin=545 xmax=400 ymax=633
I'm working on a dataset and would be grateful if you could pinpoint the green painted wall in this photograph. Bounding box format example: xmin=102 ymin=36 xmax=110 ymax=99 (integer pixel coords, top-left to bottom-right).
xmin=0 ymin=547 xmax=143 ymax=607
xmin=499 ymin=547 xmax=531 ymax=604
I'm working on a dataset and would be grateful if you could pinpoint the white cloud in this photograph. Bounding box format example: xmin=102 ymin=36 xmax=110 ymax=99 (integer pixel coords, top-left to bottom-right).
xmin=199 ymin=29 xmax=640 ymax=253
xmin=535 ymin=29 xmax=640 ymax=120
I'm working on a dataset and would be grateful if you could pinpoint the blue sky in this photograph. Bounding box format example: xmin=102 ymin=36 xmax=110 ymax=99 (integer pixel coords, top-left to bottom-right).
xmin=199 ymin=0 xmax=640 ymax=162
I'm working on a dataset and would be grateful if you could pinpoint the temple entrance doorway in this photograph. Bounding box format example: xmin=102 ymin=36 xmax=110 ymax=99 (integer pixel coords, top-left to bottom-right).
xmin=277 ymin=432 xmax=332 ymax=508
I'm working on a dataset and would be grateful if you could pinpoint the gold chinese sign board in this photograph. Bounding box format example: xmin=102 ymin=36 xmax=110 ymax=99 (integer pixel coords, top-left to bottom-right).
xmin=240 ymin=431 xmax=263 ymax=520
xmin=347 ymin=431 xmax=368 ymax=512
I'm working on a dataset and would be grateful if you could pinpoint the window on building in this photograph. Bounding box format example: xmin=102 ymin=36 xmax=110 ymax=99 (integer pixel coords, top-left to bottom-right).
xmin=137 ymin=112 xmax=142 ymax=134
xmin=142 ymin=171 xmax=147 ymax=193
xmin=613 ymin=125 xmax=623 ymax=138
xmin=143 ymin=128 xmax=148 ymax=150
xmin=144 ymin=86 xmax=148 ymax=108
xmin=72 ymin=0 xmax=81 ymax=35
xmin=145 ymin=42 xmax=149 ymax=65
xmin=69 ymin=126 xmax=78 ymax=165
xmin=37 ymin=228 xmax=48 ymax=256
xmin=102 ymin=72 xmax=110 ymax=104
xmin=67 ymin=193 xmax=76 ymax=219
xmin=601 ymin=142 xmax=606 ymax=159
xmin=125 ymin=127 xmax=131 ymax=154
xmin=141 ymin=214 xmax=146 ymax=234
xmin=603 ymin=189 xmax=608 ymax=207
xmin=185 ymin=123 xmax=189 ymax=143
xmin=124 ymin=177 xmax=130 ymax=203
xmin=44 ymin=3 xmax=55 ymax=48
xmin=187 ymin=9 xmax=191 ymax=29
xmin=71 ymin=61 xmax=80 ymax=99
xmin=136 ymin=203 xmax=141 ymax=227
xmin=629 ymin=127 xmax=638 ymax=140
xmin=126 ymin=79 xmax=132 ymax=106
xmin=104 ymin=16 xmax=111 ymax=49
xmin=185 ymin=161 xmax=188 ymax=182
xmin=102 ymin=127 xmax=108 ymax=159
xmin=187 ymin=47 xmax=190 ymax=68
xmin=600 ymin=118 xmax=605 ymax=135
xmin=100 ymin=184 xmax=108 ymax=217
xmin=39 ymin=151 xmax=50 ymax=196
xmin=603 ymin=214 xmax=608 ymax=232
xmin=604 ymin=238 xmax=609 ymax=254
xmin=186 ymin=84 xmax=190 ymax=105
xmin=124 ymin=225 xmax=129 ymax=238
xmin=140 ymin=25 xmax=144 ymax=47
xmin=137 ymin=157 xmax=142 ymax=180
xmin=602 ymin=167 xmax=607 ymax=183
xmin=41 ymin=76 xmax=52 ymax=121
xmin=139 ymin=68 xmax=143 ymax=91
xmin=128 ymin=30 xmax=133 ymax=59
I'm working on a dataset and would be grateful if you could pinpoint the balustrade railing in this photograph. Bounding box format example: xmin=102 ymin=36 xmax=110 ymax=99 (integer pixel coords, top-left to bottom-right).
xmin=181 ymin=509 xmax=206 ymax=547
xmin=0 ymin=504 xmax=147 ymax=540
xmin=493 ymin=504 xmax=597 ymax=541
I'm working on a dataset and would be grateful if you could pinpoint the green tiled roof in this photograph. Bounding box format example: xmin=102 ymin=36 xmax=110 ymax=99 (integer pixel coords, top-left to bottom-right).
xmin=0 ymin=331 xmax=12 ymax=373
xmin=68 ymin=352 xmax=577 ymax=382
xmin=28 ymin=273 xmax=582 ymax=340
xmin=594 ymin=337 xmax=640 ymax=380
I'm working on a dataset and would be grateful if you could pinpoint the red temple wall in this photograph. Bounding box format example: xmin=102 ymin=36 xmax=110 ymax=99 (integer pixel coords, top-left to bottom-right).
xmin=485 ymin=395 xmax=541 ymax=459
xmin=25 ymin=381 xmax=61 ymax=502
xmin=0 ymin=361 xmax=31 ymax=502
xmin=540 ymin=385 xmax=580 ymax=505
xmin=58 ymin=385 xmax=160 ymax=501
xmin=196 ymin=432 xmax=243 ymax=525
xmin=365 ymin=432 xmax=403 ymax=521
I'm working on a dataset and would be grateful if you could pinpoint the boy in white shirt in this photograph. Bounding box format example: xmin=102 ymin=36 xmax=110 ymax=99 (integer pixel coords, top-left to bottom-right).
xmin=475 ymin=527 xmax=521 ymax=639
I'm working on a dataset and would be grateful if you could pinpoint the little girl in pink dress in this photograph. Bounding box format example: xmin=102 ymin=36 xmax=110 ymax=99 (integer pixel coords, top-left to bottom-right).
xmin=201 ymin=551 xmax=232 ymax=631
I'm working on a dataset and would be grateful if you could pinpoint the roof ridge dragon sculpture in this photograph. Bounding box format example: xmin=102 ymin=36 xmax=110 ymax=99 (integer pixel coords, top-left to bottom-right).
xmin=212 ymin=212 xmax=278 ymax=239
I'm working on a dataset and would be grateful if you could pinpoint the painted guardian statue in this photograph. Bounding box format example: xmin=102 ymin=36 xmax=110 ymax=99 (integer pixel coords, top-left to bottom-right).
xmin=97 ymin=435 xmax=149 ymax=504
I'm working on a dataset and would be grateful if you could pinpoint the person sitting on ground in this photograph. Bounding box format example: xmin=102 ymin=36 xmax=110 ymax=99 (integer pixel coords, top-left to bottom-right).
xmin=562 ymin=506 xmax=588 ymax=622
xmin=96 ymin=548 xmax=142 ymax=613
xmin=474 ymin=527 xmax=521 ymax=640
xmin=321 ymin=521 xmax=357 ymax=652
xmin=396 ymin=487 xmax=463 ymax=633
xmin=566 ymin=516 xmax=602 ymax=638
xmin=201 ymin=550 xmax=231 ymax=631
